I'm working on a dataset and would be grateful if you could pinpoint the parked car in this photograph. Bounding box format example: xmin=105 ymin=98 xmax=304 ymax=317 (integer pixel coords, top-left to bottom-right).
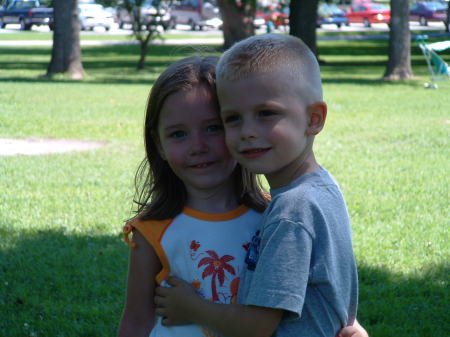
xmin=253 ymin=10 xmax=266 ymax=29
xmin=0 ymin=0 xmax=53 ymax=30
xmin=410 ymin=1 xmax=447 ymax=26
xmin=170 ymin=0 xmax=221 ymax=30
xmin=79 ymin=3 xmax=114 ymax=31
xmin=345 ymin=3 xmax=391 ymax=27
xmin=317 ymin=3 xmax=348 ymax=28
xmin=116 ymin=0 xmax=173 ymax=30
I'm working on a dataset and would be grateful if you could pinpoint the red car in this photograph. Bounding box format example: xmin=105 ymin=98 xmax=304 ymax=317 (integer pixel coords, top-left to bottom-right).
xmin=256 ymin=6 xmax=289 ymax=28
xmin=346 ymin=3 xmax=391 ymax=27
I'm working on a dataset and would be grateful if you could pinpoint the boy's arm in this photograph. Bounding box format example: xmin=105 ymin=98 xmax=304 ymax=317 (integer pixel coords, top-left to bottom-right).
xmin=155 ymin=276 xmax=283 ymax=337
xmin=118 ymin=230 xmax=162 ymax=337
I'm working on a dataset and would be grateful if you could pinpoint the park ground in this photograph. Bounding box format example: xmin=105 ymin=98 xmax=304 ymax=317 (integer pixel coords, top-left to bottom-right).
xmin=0 ymin=32 xmax=449 ymax=337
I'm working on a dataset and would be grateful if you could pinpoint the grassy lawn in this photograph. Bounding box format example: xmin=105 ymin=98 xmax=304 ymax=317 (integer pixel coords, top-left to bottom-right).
xmin=0 ymin=37 xmax=449 ymax=337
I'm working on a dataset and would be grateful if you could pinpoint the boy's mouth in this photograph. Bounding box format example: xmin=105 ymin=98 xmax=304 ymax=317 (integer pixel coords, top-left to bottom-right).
xmin=240 ymin=147 xmax=270 ymax=159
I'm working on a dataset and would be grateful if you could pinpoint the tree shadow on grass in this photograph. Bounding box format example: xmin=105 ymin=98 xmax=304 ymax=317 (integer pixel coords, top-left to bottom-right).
xmin=357 ymin=262 xmax=449 ymax=337
xmin=0 ymin=227 xmax=129 ymax=337
xmin=0 ymin=44 xmax=213 ymax=85
xmin=0 ymin=225 xmax=448 ymax=337
xmin=1 ymin=42 xmax=446 ymax=86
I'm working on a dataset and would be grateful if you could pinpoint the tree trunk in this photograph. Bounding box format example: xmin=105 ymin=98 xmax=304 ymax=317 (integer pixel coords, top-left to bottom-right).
xmin=383 ymin=0 xmax=413 ymax=80
xmin=47 ymin=0 xmax=84 ymax=79
xmin=289 ymin=0 xmax=319 ymax=57
xmin=122 ymin=0 xmax=162 ymax=69
xmin=217 ymin=0 xmax=255 ymax=50
xmin=136 ymin=31 xmax=155 ymax=70
xmin=446 ymin=1 xmax=450 ymax=33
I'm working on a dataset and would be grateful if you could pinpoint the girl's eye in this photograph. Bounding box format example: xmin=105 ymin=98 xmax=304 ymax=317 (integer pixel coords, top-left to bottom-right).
xmin=223 ymin=114 xmax=240 ymax=124
xmin=206 ymin=124 xmax=224 ymax=133
xmin=259 ymin=110 xmax=276 ymax=117
xmin=169 ymin=130 xmax=187 ymax=139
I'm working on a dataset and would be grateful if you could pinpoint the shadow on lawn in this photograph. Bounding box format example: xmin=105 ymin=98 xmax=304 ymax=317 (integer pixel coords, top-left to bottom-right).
xmin=0 ymin=228 xmax=128 ymax=337
xmin=0 ymin=44 xmax=208 ymax=85
xmin=1 ymin=227 xmax=448 ymax=337
xmin=1 ymin=41 xmax=446 ymax=86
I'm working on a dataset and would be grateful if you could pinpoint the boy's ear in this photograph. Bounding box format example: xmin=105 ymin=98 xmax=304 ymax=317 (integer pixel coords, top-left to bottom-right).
xmin=306 ymin=101 xmax=327 ymax=136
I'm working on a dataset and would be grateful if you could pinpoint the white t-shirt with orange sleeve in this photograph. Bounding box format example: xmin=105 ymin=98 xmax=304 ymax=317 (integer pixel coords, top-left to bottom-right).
xmin=127 ymin=205 xmax=262 ymax=337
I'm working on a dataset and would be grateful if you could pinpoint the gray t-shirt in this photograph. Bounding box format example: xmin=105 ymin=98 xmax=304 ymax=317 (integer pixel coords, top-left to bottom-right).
xmin=238 ymin=168 xmax=358 ymax=337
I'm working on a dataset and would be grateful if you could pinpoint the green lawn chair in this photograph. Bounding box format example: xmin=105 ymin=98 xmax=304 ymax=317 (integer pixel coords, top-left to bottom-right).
xmin=416 ymin=35 xmax=450 ymax=89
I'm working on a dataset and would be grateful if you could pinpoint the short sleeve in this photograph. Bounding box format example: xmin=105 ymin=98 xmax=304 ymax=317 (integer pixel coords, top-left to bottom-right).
xmin=123 ymin=218 xmax=173 ymax=284
xmin=243 ymin=219 xmax=313 ymax=319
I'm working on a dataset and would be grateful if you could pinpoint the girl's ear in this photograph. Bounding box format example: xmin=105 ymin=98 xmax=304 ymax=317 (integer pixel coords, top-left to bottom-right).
xmin=306 ymin=101 xmax=327 ymax=136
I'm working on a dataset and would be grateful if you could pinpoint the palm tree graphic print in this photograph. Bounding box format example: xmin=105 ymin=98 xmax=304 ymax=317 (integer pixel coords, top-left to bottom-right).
xmin=198 ymin=250 xmax=236 ymax=302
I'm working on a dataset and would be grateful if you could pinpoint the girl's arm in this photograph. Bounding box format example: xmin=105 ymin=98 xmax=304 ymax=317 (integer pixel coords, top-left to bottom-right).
xmin=118 ymin=230 xmax=162 ymax=337
xmin=155 ymin=276 xmax=282 ymax=337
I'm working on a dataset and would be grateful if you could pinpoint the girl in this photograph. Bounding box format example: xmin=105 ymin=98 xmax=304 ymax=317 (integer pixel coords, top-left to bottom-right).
xmin=117 ymin=55 xmax=268 ymax=337
xmin=118 ymin=55 xmax=367 ymax=337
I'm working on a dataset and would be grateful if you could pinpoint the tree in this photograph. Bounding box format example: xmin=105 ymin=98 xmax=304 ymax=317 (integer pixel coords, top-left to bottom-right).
xmin=120 ymin=0 xmax=165 ymax=69
xmin=47 ymin=0 xmax=85 ymax=79
xmin=289 ymin=0 xmax=320 ymax=57
xmin=446 ymin=1 xmax=450 ymax=33
xmin=383 ymin=0 xmax=413 ymax=80
xmin=198 ymin=250 xmax=235 ymax=302
xmin=217 ymin=0 xmax=256 ymax=50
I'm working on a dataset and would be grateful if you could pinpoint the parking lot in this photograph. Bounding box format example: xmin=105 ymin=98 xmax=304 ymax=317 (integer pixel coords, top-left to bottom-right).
xmin=0 ymin=20 xmax=447 ymax=35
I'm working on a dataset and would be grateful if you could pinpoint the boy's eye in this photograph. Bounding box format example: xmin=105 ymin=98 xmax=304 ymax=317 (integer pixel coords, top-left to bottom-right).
xmin=223 ymin=114 xmax=240 ymax=124
xmin=169 ymin=130 xmax=187 ymax=139
xmin=206 ymin=124 xmax=224 ymax=133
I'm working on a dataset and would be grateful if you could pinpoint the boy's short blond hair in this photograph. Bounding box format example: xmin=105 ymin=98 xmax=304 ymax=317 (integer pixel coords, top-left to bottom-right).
xmin=217 ymin=33 xmax=323 ymax=103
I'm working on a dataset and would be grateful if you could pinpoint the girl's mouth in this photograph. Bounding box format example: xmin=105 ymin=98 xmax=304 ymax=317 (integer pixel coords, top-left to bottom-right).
xmin=189 ymin=161 xmax=215 ymax=169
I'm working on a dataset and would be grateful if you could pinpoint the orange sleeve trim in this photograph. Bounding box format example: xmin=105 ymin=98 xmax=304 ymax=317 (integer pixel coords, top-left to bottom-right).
xmin=183 ymin=205 xmax=248 ymax=221
xmin=125 ymin=218 xmax=173 ymax=285
xmin=123 ymin=223 xmax=136 ymax=248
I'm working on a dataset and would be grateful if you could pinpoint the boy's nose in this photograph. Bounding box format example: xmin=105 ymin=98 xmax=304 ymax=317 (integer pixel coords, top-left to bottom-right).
xmin=240 ymin=120 xmax=258 ymax=140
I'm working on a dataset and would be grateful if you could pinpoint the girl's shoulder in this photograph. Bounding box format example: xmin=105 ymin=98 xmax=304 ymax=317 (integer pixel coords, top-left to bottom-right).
xmin=123 ymin=217 xmax=173 ymax=248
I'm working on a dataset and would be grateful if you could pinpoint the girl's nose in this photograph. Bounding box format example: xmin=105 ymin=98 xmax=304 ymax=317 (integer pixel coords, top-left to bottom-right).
xmin=190 ymin=133 xmax=208 ymax=155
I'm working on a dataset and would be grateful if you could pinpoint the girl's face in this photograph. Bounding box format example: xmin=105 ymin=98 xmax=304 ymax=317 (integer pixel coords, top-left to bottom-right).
xmin=157 ymin=84 xmax=237 ymax=197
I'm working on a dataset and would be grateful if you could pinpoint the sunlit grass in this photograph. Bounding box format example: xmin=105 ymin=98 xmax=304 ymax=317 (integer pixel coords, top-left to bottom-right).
xmin=0 ymin=39 xmax=449 ymax=336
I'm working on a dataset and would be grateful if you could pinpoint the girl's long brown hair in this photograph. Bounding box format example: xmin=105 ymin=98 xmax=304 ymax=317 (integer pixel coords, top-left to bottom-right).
xmin=132 ymin=56 xmax=268 ymax=221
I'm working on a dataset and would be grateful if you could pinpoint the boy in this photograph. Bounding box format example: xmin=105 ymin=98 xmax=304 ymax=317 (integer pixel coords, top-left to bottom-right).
xmin=155 ymin=34 xmax=361 ymax=337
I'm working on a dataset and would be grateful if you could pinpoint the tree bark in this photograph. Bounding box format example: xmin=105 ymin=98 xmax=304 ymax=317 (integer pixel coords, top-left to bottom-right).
xmin=383 ymin=0 xmax=413 ymax=80
xmin=289 ymin=0 xmax=319 ymax=57
xmin=446 ymin=1 xmax=450 ymax=33
xmin=47 ymin=0 xmax=84 ymax=79
xmin=122 ymin=0 xmax=162 ymax=69
xmin=217 ymin=0 xmax=255 ymax=50
xmin=136 ymin=29 xmax=156 ymax=70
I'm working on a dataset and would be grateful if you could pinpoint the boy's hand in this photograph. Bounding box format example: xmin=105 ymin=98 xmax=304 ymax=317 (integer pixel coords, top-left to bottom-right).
xmin=338 ymin=322 xmax=369 ymax=337
xmin=154 ymin=276 xmax=202 ymax=326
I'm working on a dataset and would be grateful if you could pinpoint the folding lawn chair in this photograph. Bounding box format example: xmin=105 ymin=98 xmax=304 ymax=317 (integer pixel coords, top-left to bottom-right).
xmin=416 ymin=35 xmax=450 ymax=89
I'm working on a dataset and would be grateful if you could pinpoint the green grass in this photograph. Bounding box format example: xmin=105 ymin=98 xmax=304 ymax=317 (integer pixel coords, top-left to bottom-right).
xmin=0 ymin=38 xmax=449 ymax=337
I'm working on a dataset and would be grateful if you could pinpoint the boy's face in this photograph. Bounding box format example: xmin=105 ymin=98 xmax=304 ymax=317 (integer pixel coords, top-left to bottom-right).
xmin=218 ymin=69 xmax=325 ymax=188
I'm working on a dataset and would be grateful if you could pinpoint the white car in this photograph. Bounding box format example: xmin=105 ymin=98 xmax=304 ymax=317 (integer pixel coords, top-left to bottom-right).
xmin=116 ymin=0 xmax=174 ymax=30
xmin=171 ymin=0 xmax=222 ymax=30
xmin=79 ymin=3 xmax=115 ymax=31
